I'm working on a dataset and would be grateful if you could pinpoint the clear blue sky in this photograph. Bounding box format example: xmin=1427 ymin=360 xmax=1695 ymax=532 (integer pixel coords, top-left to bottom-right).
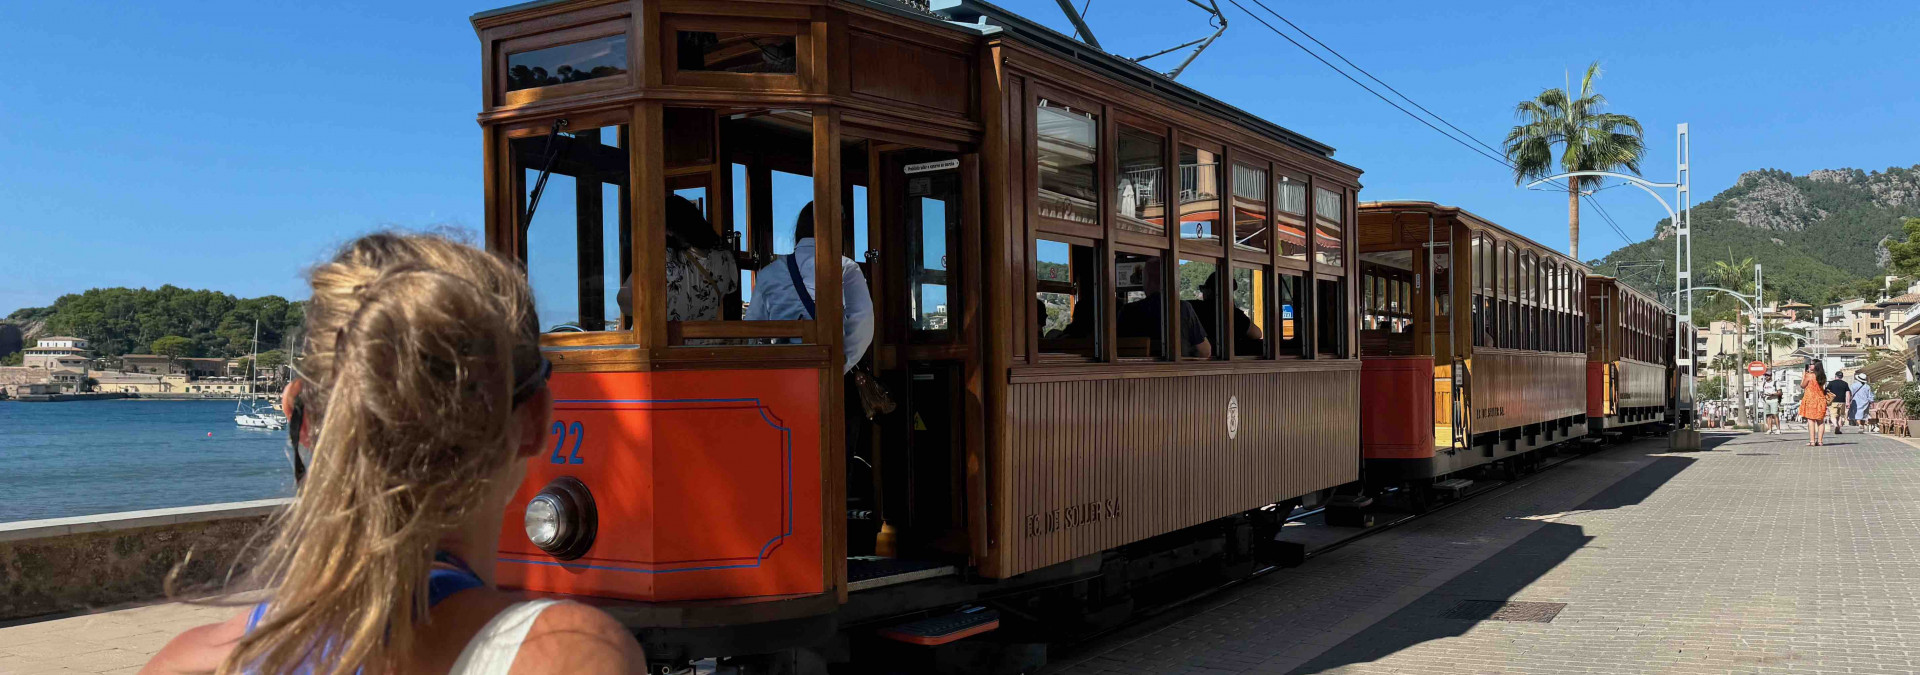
xmin=4 ymin=0 xmax=1917 ymax=314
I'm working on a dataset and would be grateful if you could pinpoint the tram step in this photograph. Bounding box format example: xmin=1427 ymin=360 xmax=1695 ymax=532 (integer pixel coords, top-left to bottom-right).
xmin=1434 ymin=478 xmax=1473 ymax=497
xmin=878 ymin=606 xmax=1001 ymax=646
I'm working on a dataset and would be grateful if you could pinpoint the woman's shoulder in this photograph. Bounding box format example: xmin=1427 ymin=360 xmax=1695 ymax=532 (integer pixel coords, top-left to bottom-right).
xmin=140 ymin=608 xmax=250 ymax=674
xmin=508 ymin=601 xmax=646 ymax=674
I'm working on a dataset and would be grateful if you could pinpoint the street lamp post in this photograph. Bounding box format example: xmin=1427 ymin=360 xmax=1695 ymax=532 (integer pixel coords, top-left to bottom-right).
xmin=1527 ymin=124 xmax=1694 ymax=429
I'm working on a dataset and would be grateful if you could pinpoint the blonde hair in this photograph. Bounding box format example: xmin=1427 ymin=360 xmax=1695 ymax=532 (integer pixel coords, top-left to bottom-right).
xmin=222 ymin=232 xmax=542 ymax=675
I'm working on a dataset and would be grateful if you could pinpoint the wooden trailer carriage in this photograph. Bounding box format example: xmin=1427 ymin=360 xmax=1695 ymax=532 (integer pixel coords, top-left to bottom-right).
xmin=1585 ymin=275 xmax=1675 ymax=434
xmin=473 ymin=0 xmax=1362 ymax=664
xmin=1355 ymin=202 xmax=1590 ymax=484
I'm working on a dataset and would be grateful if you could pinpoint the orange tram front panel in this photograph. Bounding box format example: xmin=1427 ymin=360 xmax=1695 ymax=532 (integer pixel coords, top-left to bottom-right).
xmin=496 ymin=368 xmax=824 ymax=603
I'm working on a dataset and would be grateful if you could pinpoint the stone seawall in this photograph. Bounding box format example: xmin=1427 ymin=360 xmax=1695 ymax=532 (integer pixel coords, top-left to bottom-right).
xmin=0 ymin=500 xmax=287 ymax=622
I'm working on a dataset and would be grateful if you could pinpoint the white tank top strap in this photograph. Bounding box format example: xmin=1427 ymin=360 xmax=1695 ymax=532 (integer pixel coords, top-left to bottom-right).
xmin=448 ymin=598 xmax=566 ymax=675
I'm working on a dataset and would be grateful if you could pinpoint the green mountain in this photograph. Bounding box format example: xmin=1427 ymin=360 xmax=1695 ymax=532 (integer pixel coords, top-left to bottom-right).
xmin=1591 ymin=165 xmax=1920 ymax=315
xmin=3 ymin=286 xmax=303 ymax=359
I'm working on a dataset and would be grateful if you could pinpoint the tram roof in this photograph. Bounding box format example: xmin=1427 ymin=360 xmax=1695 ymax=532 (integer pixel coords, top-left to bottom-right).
xmin=473 ymin=0 xmax=1347 ymax=164
xmin=1359 ymin=200 xmax=1589 ymax=271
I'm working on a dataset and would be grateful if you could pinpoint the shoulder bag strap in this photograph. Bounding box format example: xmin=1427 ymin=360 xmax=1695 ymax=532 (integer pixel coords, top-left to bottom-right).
xmin=786 ymin=253 xmax=816 ymax=319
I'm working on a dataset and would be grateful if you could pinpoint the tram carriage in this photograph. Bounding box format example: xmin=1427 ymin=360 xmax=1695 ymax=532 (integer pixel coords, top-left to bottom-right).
xmin=473 ymin=0 xmax=1364 ymax=669
xmin=1355 ymin=202 xmax=1591 ymax=487
xmin=1586 ymin=275 xmax=1676 ymax=435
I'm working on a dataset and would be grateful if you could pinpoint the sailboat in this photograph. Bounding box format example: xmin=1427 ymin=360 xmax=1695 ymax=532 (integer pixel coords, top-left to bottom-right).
xmin=236 ymin=320 xmax=288 ymax=430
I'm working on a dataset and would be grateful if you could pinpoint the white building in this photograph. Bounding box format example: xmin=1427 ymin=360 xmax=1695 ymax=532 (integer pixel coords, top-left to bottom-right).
xmin=21 ymin=336 xmax=93 ymax=371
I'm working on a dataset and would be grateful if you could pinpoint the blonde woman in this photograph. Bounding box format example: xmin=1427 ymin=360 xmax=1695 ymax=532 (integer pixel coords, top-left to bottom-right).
xmin=143 ymin=233 xmax=645 ymax=674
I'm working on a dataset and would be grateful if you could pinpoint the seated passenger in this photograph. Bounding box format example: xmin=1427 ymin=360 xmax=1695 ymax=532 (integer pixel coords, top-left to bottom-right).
xmin=617 ymin=195 xmax=741 ymax=325
xmin=1188 ymin=271 xmax=1265 ymax=356
xmin=1115 ymin=262 xmax=1212 ymax=358
xmin=744 ymin=202 xmax=875 ymax=372
xmin=144 ymin=233 xmax=645 ymax=675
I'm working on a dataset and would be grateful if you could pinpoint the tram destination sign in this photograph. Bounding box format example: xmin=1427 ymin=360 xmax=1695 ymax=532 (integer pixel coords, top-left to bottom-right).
xmin=903 ymin=159 xmax=960 ymax=174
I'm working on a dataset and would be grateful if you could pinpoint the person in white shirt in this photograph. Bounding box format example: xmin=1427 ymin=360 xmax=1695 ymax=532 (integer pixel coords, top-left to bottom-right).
xmin=743 ymin=202 xmax=875 ymax=373
xmin=1761 ymin=372 xmax=1783 ymax=434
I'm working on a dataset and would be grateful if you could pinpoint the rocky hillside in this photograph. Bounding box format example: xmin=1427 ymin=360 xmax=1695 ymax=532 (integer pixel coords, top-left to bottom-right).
xmin=1593 ymin=164 xmax=1920 ymax=307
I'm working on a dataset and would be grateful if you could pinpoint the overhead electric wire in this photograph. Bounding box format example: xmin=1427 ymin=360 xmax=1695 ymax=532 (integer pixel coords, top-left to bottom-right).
xmin=1224 ymin=0 xmax=1641 ymax=247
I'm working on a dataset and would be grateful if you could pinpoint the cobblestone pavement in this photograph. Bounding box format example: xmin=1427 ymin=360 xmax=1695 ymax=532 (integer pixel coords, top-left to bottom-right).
xmin=1047 ymin=431 xmax=1920 ymax=675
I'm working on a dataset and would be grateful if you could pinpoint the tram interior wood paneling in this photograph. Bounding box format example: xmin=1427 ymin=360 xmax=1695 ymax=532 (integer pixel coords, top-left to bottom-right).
xmin=470 ymin=0 xmax=1687 ymax=671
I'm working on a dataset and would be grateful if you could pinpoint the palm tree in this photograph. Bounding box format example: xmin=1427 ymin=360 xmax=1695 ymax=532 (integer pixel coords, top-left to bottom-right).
xmin=1504 ymin=61 xmax=1647 ymax=260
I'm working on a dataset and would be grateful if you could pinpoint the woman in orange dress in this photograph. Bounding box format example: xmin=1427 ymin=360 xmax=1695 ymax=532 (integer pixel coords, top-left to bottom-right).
xmin=1800 ymin=361 xmax=1830 ymax=446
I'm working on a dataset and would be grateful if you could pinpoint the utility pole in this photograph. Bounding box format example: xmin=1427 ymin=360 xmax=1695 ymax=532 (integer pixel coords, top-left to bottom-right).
xmin=1751 ymin=263 xmax=1763 ymax=429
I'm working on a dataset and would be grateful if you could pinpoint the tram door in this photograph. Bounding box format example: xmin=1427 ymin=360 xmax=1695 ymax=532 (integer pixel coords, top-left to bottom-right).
xmin=864 ymin=147 xmax=973 ymax=563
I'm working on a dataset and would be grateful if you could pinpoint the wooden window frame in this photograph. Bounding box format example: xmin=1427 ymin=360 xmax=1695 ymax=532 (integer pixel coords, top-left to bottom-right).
xmin=1111 ymin=240 xmax=1172 ymax=362
xmin=490 ymin=4 xmax=635 ymax=110
xmin=1228 ymin=262 xmax=1274 ymax=360
xmin=1174 ymin=134 xmax=1227 ymax=259
xmin=661 ymin=14 xmax=815 ymax=92
xmin=1227 ymin=155 xmax=1274 ymax=265
xmin=1112 ymin=113 xmax=1171 ymax=249
xmin=1032 ymin=233 xmax=1104 ymax=364
xmin=1030 ymin=84 xmax=1105 ymax=241
xmin=1273 ymin=168 xmax=1311 ymax=273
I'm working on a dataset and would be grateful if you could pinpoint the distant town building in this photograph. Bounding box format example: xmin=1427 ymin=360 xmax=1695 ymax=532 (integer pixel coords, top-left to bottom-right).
xmin=1877 ymin=293 xmax=1920 ymax=352
xmin=119 ymin=354 xmax=233 ymax=378
xmin=22 ymin=337 xmax=93 ymax=371
xmin=1849 ymin=305 xmax=1887 ymax=348
xmin=1822 ymin=299 xmax=1866 ymax=326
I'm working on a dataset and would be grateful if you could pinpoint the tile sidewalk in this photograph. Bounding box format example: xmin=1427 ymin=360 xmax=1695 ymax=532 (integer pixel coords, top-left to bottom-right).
xmin=1045 ymin=430 xmax=1920 ymax=675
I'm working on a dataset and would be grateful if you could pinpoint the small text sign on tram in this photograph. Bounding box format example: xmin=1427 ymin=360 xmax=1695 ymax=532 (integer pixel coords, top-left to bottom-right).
xmin=1747 ymin=361 xmax=1767 ymax=377
xmin=903 ymin=159 xmax=960 ymax=174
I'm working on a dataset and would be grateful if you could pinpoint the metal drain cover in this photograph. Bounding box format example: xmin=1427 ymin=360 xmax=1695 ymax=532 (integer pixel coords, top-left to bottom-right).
xmin=1440 ymin=600 xmax=1566 ymax=623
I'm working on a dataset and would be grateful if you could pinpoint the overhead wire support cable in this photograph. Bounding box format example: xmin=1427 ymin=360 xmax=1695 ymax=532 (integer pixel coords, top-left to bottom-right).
xmin=1226 ymin=0 xmax=1639 ymax=247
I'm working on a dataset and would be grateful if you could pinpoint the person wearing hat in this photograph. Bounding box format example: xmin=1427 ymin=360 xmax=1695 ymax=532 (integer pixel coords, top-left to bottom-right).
xmin=1849 ymin=372 xmax=1877 ymax=432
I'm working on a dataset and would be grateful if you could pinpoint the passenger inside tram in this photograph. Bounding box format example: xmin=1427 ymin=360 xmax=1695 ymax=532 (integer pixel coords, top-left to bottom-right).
xmin=1116 ymin=253 xmax=1212 ymax=358
xmin=614 ymin=195 xmax=739 ymax=328
xmin=1189 ymin=270 xmax=1264 ymax=356
xmin=743 ymin=202 xmax=875 ymax=369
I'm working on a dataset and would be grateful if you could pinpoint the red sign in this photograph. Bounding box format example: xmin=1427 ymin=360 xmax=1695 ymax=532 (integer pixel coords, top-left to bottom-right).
xmin=1747 ymin=361 xmax=1767 ymax=377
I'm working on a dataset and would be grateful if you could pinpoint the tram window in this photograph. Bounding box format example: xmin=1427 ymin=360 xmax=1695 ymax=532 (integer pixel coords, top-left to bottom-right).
xmin=1316 ymin=277 xmax=1346 ymax=357
xmin=1231 ymin=266 xmax=1269 ymax=358
xmin=1178 ymin=145 xmax=1220 ymax=244
xmin=1473 ymin=235 xmax=1489 ymax=347
xmin=1276 ymin=176 xmax=1308 ymax=262
xmin=1276 ymin=271 xmax=1305 ymax=358
xmin=1313 ymin=187 xmax=1344 ymax=268
xmin=1037 ymin=100 xmax=1099 ymax=226
xmin=1505 ymin=245 xmax=1519 ymax=349
xmin=676 ymin=31 xmax=797 ymax=74
xmin=908 ymin=169 xmax=960 ymax=335
xmin=1231 ymin=163 xmax=1269 ymax=252
xmin=1116 ymin=126 xmax=1166 ymax=236
xmin=1178 ymin=259 xmax=1220 ymax=359
xmin=515 ymin=122 xmax=630 ymax=334
xmin=1433 ymin=247 xmax=1452 ymax=319
xmin=506 ymin=34 xmax=629 ymax=92
xmin=1115 ymin=251 xmax=1168 ymax=359
xmin=1036 ymin=239 xmax=1101 ymax=358
xmin=1520 ymin=253 xmax=1535 ymax=350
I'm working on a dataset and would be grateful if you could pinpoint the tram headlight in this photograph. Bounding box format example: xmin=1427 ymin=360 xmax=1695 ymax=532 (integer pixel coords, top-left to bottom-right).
xmin=522 ymin=476 xmax=595 ymax=560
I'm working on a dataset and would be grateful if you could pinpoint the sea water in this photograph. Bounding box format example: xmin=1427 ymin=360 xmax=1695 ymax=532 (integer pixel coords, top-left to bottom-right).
xmin=0 ymin=399 xmax=293 ymax=523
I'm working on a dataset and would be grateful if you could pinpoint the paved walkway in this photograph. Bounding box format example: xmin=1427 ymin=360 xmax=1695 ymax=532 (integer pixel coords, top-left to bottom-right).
xmin=0 ymin=597 xmax=241 ymax=674
xmin=1048 ymin=430 xmax=1920 ymax=675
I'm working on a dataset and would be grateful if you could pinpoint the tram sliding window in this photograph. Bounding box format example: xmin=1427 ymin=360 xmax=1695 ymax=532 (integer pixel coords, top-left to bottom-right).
xmin=1115 ymin=251 xmax=1166 ymax=359
xmin=1178 ymin=258 xmax=1219 ymax=360
xmin=1036 ymin=239 xmax=1100 ymax=358
xmin=1317 ymin=277 xmax=1346 ymax=357
xmin=1276 ymin=271 xmax=1305 ymax=357
xmin=505 ymin=34 xmax=629 ymax=91
xmin=1232 ymin=266 xmax=1269 ymax=358
xmin=1036 ymin=100 xmax=1098 ymax=226
xmin=1178 ymin=145 xmax=1220 ymax=244
xmin=1231 ymin=163 xmax=1269 ymax=252
xmin=514 ymin=122 xmax=630 ymax=334
xmin=1276 ymin=176 xmax=1308 ymax=262
xmin=1313 ymin=187 xmax=1344 ymax=268
xmin=1116 ymin=126 xmax=1166 ymax=236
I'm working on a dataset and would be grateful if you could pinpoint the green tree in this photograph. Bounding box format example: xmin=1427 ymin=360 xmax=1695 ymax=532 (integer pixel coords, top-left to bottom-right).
xmin=151 ymin=335 xmax=197 ymax=359
xmin=1504 ymin=61 xmax=1647 ymax=261
xmin=1885 ymin=217 xmax=1920 ymax=277
xmin=1 ymin=352 xmax=21 ymax=366
xmin=1699 ymin=376 xmax=1727 ymax=401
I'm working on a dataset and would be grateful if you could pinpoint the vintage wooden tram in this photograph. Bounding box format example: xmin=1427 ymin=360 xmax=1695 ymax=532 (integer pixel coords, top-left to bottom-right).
xmin=472 ymin=0 xmax=1363 ymax=670
xmin=1355 ymin=202 xmax=1592 ymax=489
xmin=1585 ymin=274 xmax=1678 ymax=435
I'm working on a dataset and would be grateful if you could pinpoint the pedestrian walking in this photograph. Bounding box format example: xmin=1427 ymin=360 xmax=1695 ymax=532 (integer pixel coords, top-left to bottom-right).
xmin=1761 ymin=372 xmax=1784 ymax=435
xmin=1801 ymin=361 xmax=1831 ymax=446
xmin=1850 ymin=373 xmax=1877 ymax=432
xmin=1826 ymin=370 xmax=1852 ymax=435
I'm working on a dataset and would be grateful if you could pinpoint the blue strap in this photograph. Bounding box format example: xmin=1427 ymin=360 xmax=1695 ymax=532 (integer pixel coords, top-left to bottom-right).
xmin=243 ymin=551 xmax=484 ymax=638
xmin=786 ymin=254 xmax=816 ymax=319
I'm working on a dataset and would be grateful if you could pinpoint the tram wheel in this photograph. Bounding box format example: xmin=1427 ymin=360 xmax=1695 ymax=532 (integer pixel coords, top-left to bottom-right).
xmin=1404 ymin=484 xmax=1433 ymax=514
